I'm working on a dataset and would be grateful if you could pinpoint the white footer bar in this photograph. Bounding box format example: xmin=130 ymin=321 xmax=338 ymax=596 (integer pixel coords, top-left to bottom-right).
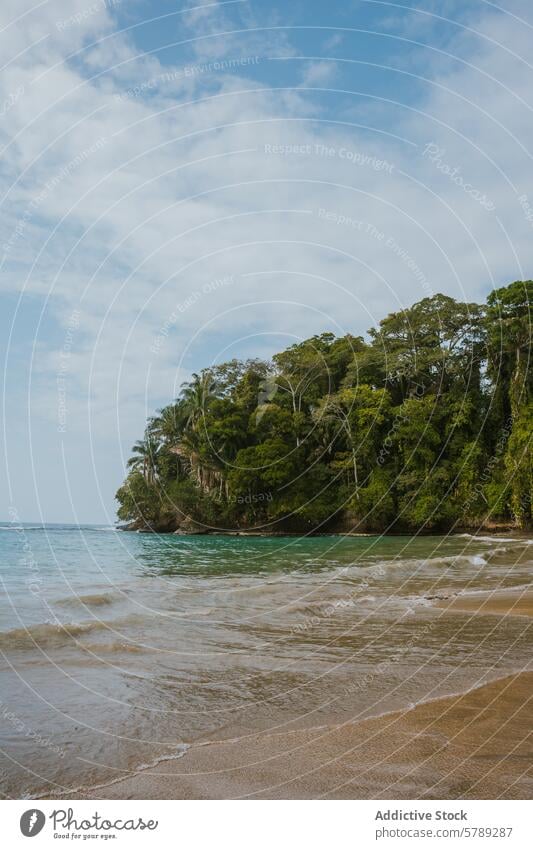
xmin=2 ymin=799 xmax=530 ymax=848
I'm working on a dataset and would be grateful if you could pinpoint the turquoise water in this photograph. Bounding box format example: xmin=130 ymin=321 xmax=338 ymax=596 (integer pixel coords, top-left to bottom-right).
xmin=0 ymin=524 xmax=531 ymax=797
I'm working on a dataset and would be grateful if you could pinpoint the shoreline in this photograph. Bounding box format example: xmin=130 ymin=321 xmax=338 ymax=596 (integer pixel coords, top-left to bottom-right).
xmin=54 ymin=671 xmax=533 ymax=800
xmin=118 ymin=525 xmax=527 ymax=537
xmin=49 ymin=588 xmax=533 ymax=801
xmin=435 ymin=587 xmax=533 ymax=618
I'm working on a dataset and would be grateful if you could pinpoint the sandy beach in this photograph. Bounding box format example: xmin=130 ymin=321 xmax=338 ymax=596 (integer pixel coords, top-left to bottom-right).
xmin=59 ymin=586 xmax=532 ymax=801
xmin=64 ymin=672 xmax=532 ymax=800
xmin=436 ymin=588 xmax=533 ymax=618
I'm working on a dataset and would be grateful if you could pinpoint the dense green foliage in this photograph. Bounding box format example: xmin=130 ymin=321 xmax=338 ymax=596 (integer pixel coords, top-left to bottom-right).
xmin=116 ymin=282 xmax=532 ymax=532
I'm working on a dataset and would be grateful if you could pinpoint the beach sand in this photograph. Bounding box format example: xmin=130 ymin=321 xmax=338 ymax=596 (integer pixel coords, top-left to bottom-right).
xmin=56 ymin=587 xmax=532 ymax=800
xmin=63 ymin=670 xmax=532 ymax=800
xmin=435 ymin=587 xmax=533 ymax=618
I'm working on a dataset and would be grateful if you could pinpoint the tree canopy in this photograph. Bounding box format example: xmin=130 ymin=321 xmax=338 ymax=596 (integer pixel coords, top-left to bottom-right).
xmin=116 ymin=283 xmax=532 ymax=533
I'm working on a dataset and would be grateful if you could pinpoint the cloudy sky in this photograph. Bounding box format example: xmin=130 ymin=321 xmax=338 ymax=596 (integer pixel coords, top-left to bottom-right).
xmin=1 ymin=0 xmax=532 ymax=522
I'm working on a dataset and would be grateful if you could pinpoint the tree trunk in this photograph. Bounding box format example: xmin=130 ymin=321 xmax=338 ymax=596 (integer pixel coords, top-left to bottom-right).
xmin=352 ymin=449 xmax=359 ymax=499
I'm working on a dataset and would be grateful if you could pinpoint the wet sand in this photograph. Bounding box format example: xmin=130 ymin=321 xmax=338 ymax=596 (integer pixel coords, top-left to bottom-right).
xmin=43 ymin=581 xmax=533 ymax=800
xmin=62 ymin=672 xmax=532 ymax=800
xmin=436 ymin=588 xmax=533 ymax=618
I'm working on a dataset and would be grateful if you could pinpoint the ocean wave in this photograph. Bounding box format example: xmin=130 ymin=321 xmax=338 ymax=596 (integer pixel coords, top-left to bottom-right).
xmin=83 ymin=641 xmax=146 ymax=654
xmin=485 ymin=543 xmax=533 ymax=559
xmin=0 ymin=620 xmax=108 ymax=650
xmin=456 ymin=582 xmax=532 ymax=599
xmin=427 ymin=554 xmax=487 ymax=567
xmin=296 ymin=552 xmax=491 ymax=586
xmin=35 ymin=743 xmax=190 ymax=800
xmin=458 ymin=533 xmax=530 ymax=544
xmin=363 ymin=553 xmax=488 ymax=572
xmin=401 ymin=593 xmax=436 ymax=607
xmin=54 ymin=593 xmax=116 ymax=607
xmin=178 ymin=607 xmax=215 ymax=617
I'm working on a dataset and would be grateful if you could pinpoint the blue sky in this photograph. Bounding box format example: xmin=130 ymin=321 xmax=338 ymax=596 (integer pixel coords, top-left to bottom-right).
xmin=1 ymin=0 xmax=532 ymax=522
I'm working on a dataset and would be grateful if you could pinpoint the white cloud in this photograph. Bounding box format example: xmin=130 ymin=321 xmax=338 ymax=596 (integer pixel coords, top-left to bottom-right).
xmin=1 ymin=0 xmax=532 ymax=520
xmin=322 ymin=33 xmax=343 ymax=52
xmin=299 ymin=60 xmax=337 ymax=87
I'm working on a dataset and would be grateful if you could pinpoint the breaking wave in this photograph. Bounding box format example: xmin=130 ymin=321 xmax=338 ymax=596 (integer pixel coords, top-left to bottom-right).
xmin=54 ymin=593 xmax=116 ymax=607
xmin=0 ymin=620 xmax=109 ymax=650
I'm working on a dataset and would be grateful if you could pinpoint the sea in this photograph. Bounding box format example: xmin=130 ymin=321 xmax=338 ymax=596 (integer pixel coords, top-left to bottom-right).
xmin=0 ymin=523 xmax=531 ymax=798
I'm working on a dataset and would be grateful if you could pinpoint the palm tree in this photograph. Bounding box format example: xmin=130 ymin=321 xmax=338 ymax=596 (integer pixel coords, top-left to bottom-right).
xmin=180 ymin=371 xmax=220 ymax=431
xmin=149 ymin=403 xmax=186 ymax=444
xmin=127 ymin=432 xmax=161 ymax=484
xmin=177 ymin=371 xmax=223 ymax=493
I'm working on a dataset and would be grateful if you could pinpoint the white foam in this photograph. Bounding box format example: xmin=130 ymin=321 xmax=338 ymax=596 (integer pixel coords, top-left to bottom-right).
xmin=460 ymin=533 xmax=529 ymax=544
xmin=33 ymin=744 xmax=190 ymax=800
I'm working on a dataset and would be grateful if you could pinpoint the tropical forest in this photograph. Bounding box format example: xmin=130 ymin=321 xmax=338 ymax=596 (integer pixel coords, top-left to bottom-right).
xmin=116 ymin=281 xmax=532 ymax=534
